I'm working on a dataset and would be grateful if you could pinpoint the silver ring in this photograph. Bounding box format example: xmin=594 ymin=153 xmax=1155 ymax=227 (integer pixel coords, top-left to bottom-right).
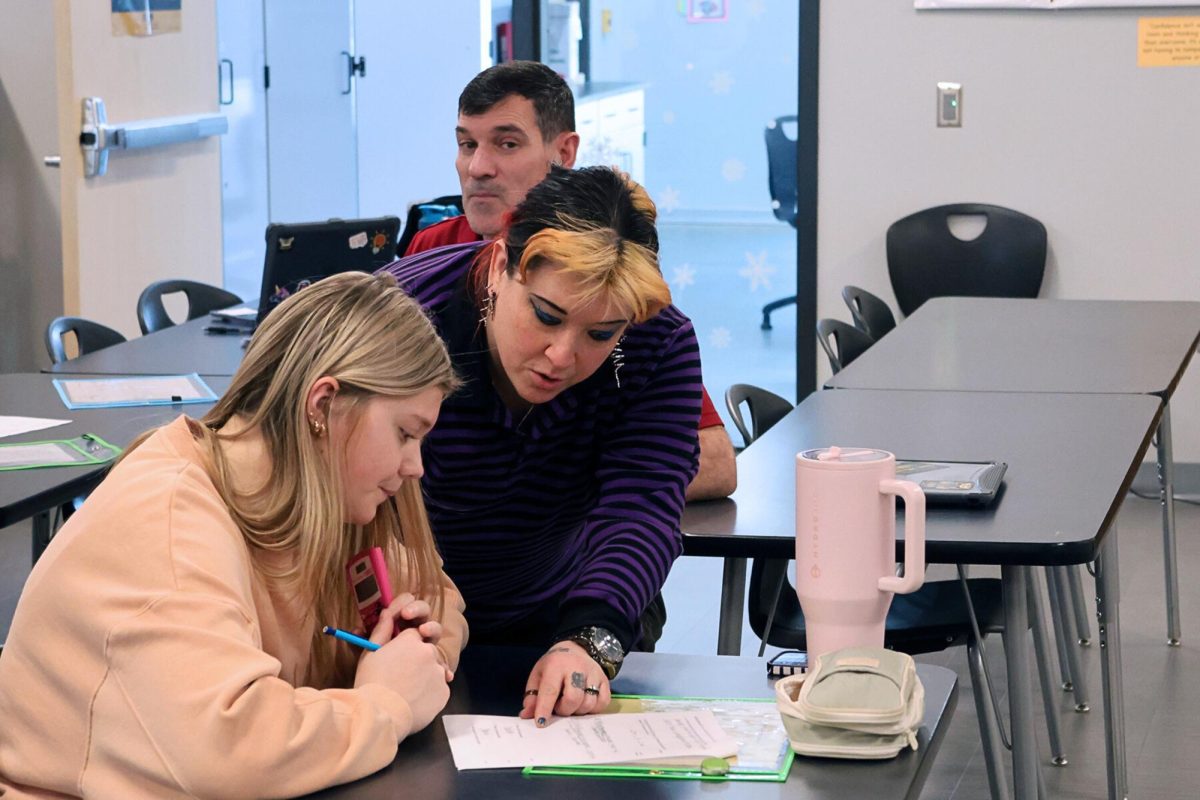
xmin=584 ymin=685 xmax=600 ymax=696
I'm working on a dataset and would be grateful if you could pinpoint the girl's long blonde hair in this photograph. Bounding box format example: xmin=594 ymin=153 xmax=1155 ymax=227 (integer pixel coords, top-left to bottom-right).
xmin=137 ymin=272 xmax=458 ymax=686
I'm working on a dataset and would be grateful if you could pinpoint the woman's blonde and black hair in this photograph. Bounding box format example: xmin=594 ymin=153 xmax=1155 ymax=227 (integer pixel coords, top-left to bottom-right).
xmin=155 ymin=272 xmax=457 ymax=686
xmin=472 ymin=165 xmax=671 ymax=323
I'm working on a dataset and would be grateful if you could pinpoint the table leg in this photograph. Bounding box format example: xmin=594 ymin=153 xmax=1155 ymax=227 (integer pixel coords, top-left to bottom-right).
xmin=1096 ymin=528 xmax=1129 ymax=800
xmin=1155 ymin=404 xmax=1182 ymax=646
xmin=1002 ymin=565 xmax=1038 ymax=800
xmin=717 ymin=557 xmax=747 ymax=656
xmin=32 ymin=510 xmax=52 ymax=564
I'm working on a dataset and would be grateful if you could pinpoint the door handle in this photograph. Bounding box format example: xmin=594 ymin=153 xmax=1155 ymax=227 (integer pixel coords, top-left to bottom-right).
xmin=342 ymin=51 xmax=366 ymax=95
xmin=79 ymin=97 xmax=228 ymax=178
xmin=218 ymin=58 xmax=234 ymax=106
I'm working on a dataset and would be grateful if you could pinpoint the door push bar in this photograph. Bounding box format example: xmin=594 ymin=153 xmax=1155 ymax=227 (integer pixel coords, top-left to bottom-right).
xmin=79 ymin=97 xmax=228 ymax=178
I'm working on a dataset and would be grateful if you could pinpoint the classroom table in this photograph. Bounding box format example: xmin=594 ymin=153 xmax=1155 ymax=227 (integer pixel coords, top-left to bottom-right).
xmin=0 ymin=373 xmax=230 ymax=560
xmin=46 ymin=315 xmax=247 ymax=377
xmin=826 ymin=296 xmax=1200 ymax=645
xmin=682 ymin=388 xmax=1162 ymax=800
xmin=305 ymin=645 xmax=959 ymax=800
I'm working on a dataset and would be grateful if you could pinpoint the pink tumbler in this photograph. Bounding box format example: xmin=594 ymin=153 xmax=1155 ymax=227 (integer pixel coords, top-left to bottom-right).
xmin=795 ymin=446 xmax=926 ymax=659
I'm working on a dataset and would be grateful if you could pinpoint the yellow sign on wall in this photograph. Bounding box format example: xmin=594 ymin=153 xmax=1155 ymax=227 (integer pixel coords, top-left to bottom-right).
xmin=1138 ymin=17 xmax=1200 ymax=67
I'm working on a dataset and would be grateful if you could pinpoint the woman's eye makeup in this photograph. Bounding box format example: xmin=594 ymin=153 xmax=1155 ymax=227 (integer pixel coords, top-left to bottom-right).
xmin=531 ymin=301 xmax=562 ymax=326
xmin=588 ymin=330 xmax=616 ymax=342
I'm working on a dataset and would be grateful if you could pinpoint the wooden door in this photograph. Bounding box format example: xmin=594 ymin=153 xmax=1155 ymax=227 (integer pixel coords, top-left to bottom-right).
xmin=53 ymin=0 xmax=224 ymax=338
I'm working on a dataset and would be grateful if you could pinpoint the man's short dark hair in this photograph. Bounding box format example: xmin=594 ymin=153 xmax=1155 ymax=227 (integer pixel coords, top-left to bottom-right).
xmin=458 ymin=61 xmax=575 ymax=142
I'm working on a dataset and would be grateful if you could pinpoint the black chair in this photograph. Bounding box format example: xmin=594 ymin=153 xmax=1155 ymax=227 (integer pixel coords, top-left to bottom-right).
xmin=137 ymin=279 xmax=243 ymax=335
xmin=396 ymin=194 xmax=464 ymax=257
xmin=760 ymin=115 xmax=798 ymax=331
xmin=724 ymin=384 xmax=793 ymax=451
xmin=887 ymin=203 xmax=1047 ymax=317
xmin=841 ymin=285 xmax=897 ymax=340
xmin=816 ymin=318 xmax=874 ymax=374
xmin=44 ymin=316 xmax=127 ymax=365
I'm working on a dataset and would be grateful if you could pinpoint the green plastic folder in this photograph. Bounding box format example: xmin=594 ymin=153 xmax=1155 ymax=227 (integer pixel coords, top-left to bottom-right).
xmin=523 ymin=694 xmax=794 ymax=782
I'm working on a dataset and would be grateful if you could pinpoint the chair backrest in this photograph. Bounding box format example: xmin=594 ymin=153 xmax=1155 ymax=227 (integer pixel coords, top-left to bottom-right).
xmin=816 ymin=318 xmax=875 ymax=374
xmin=763 ymin=115 xmax=798 ymax=228
xmin=886 ymin=203 xmax=1047 ymax=317
xmin=44 ymin=316 xmax=127 ymax=365
xmin=397 ymin=194 xmax=464 ymax=257
xmin=137 ymin=279 xmax=243 ymax=334
xmin=724 ymin=384 xmax=793 ymax=450
xmin=841 ymin=285 xmax=897 ymax=340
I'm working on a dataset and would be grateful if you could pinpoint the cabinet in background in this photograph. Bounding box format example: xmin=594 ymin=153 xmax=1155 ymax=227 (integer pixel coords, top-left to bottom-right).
xmin=574 ymin=82 xmax=645 ymax=184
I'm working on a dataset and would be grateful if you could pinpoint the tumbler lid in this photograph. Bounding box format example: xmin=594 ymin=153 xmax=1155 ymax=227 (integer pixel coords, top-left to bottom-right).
xmin=800 ymin=446 xmax=891 ymax=463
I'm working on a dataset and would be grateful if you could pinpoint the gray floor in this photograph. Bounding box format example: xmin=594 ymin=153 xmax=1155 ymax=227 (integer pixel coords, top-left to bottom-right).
xmin=2 ymin=492 xmax=1196 ymax=798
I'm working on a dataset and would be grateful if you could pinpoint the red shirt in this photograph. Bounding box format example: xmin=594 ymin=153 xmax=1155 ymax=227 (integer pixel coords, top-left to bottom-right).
xmin=405 ymin=216 xmax=724 ymax=430
xmin=404 ymin=215 xmax=479 ymax=256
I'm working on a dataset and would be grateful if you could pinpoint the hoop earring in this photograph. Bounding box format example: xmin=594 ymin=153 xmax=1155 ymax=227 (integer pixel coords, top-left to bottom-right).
xmin=308 ymin=415 xmax=326 ymax=437
xmin=611 ymin=336 xmax=626 ymax=389
xmin=480 ymin=288 xmax=497 ymax=325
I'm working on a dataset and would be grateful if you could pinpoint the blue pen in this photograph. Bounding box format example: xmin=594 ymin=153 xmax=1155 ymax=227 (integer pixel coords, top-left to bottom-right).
xmin=322 ymin=625 xmax=381 ymax=651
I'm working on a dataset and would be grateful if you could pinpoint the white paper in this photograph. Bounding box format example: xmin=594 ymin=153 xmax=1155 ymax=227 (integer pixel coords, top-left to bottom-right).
xmin=59 ymin=376 xmax=208 ymax=406
xmin=443 ymin=710 xmax=738 ymax=771
xmin=0 ymin=416 xmax=71 ymax=439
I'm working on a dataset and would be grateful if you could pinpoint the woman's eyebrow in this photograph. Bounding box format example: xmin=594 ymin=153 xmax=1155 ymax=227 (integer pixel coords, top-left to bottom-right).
xmin=531 ymin=293 xmax=627 ymax=325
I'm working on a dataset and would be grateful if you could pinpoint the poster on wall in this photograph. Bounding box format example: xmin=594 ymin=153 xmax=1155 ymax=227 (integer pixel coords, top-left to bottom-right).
xmin=111 ymin=0 xmax=182 ymax=37
xmin=688 ymin=0 xmax=729 ymax=23
xmin=917 ymin=1 xmax=1199 ymax=8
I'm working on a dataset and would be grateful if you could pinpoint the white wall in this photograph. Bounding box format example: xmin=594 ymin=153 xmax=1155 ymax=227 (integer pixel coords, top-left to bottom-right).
xmin=819 ymin=2 xmax=1200 ymax=459
xmin=0 ymin=3 xmax=63 ymax=372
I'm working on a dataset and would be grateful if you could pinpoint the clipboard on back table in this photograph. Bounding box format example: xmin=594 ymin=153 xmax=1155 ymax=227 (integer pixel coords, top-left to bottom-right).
xmin=255 ymin=216 xmax=401 ymax=325
xmin=523 ymin=694 xmax=794 ymax=782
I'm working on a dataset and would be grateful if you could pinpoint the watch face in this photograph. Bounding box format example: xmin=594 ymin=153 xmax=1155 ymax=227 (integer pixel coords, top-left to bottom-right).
xmin=592 ymin=628 xmax=624 ymax=662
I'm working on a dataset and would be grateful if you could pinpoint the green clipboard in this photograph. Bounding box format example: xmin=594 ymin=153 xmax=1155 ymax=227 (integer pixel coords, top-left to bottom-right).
xmin=0 ymin=434 xmax=122 ymax=472
xmin=522 ymin=694 xmax=794 ymax=782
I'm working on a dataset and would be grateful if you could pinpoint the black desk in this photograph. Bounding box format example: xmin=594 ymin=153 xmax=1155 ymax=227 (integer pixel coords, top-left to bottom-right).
xmin=307 ymin=646 xmax=958 ymax=800
xmin=46 ymin=316 xmax=247 ymax=377
xmin=682 ymin=389 xmax=1161 ymax=800
xmin=826 ymin=296 xmax=1200 ymax=647
xmin=0 ymin=373 xmax=230 ymax=558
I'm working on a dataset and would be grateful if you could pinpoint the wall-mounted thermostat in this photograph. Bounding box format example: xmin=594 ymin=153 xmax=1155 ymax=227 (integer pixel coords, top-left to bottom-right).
xmin=937 ymin=82 xmax=962 ymax=128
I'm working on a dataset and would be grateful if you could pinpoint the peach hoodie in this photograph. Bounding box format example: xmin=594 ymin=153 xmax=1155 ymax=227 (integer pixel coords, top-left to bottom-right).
xmin=0 ymin=416 xmax=466 ymax=798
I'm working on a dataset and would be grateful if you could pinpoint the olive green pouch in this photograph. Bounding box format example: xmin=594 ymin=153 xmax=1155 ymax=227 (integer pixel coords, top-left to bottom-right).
xmin=774 ymin=647 xmax=924 ymax=759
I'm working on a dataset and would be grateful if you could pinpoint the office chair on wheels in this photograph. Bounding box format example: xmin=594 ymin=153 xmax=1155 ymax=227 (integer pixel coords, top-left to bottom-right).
xmin=760 ymin=115 xmax=798 ymax=331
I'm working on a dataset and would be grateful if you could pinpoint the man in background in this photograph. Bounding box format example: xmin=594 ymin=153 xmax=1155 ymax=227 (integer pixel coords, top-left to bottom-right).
xmin=406 ymin=61 xmax=736 ymax=502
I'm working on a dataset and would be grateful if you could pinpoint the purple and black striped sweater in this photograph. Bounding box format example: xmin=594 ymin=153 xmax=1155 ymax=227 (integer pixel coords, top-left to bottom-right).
xmin=382 ymin=242 xmax=702 ymax=648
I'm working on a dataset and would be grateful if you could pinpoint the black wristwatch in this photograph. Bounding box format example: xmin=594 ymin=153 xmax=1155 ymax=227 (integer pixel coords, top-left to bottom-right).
xmin=563 ymin=625 xmax=625 ymax=680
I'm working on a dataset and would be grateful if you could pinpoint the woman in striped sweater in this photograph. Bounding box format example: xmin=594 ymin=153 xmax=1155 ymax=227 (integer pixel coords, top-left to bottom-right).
xmin=383 ymin=166 xmax=703 ymax=725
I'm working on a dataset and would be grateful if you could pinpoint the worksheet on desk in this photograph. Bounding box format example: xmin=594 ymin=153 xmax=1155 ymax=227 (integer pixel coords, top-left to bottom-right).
xmin=443 ymin=710 xmax=738 ymax=770
xmin=0 ymin=416 xmax=71 ymax=439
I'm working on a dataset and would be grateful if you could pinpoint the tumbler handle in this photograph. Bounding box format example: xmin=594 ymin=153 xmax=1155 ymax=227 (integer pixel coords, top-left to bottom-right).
xmin=877 ymin=479 xmax=926 ymax=595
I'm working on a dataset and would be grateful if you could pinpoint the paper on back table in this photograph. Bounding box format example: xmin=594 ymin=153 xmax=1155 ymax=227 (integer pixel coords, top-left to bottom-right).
xmin=443 ymin=710 xmax=738 ymax=770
